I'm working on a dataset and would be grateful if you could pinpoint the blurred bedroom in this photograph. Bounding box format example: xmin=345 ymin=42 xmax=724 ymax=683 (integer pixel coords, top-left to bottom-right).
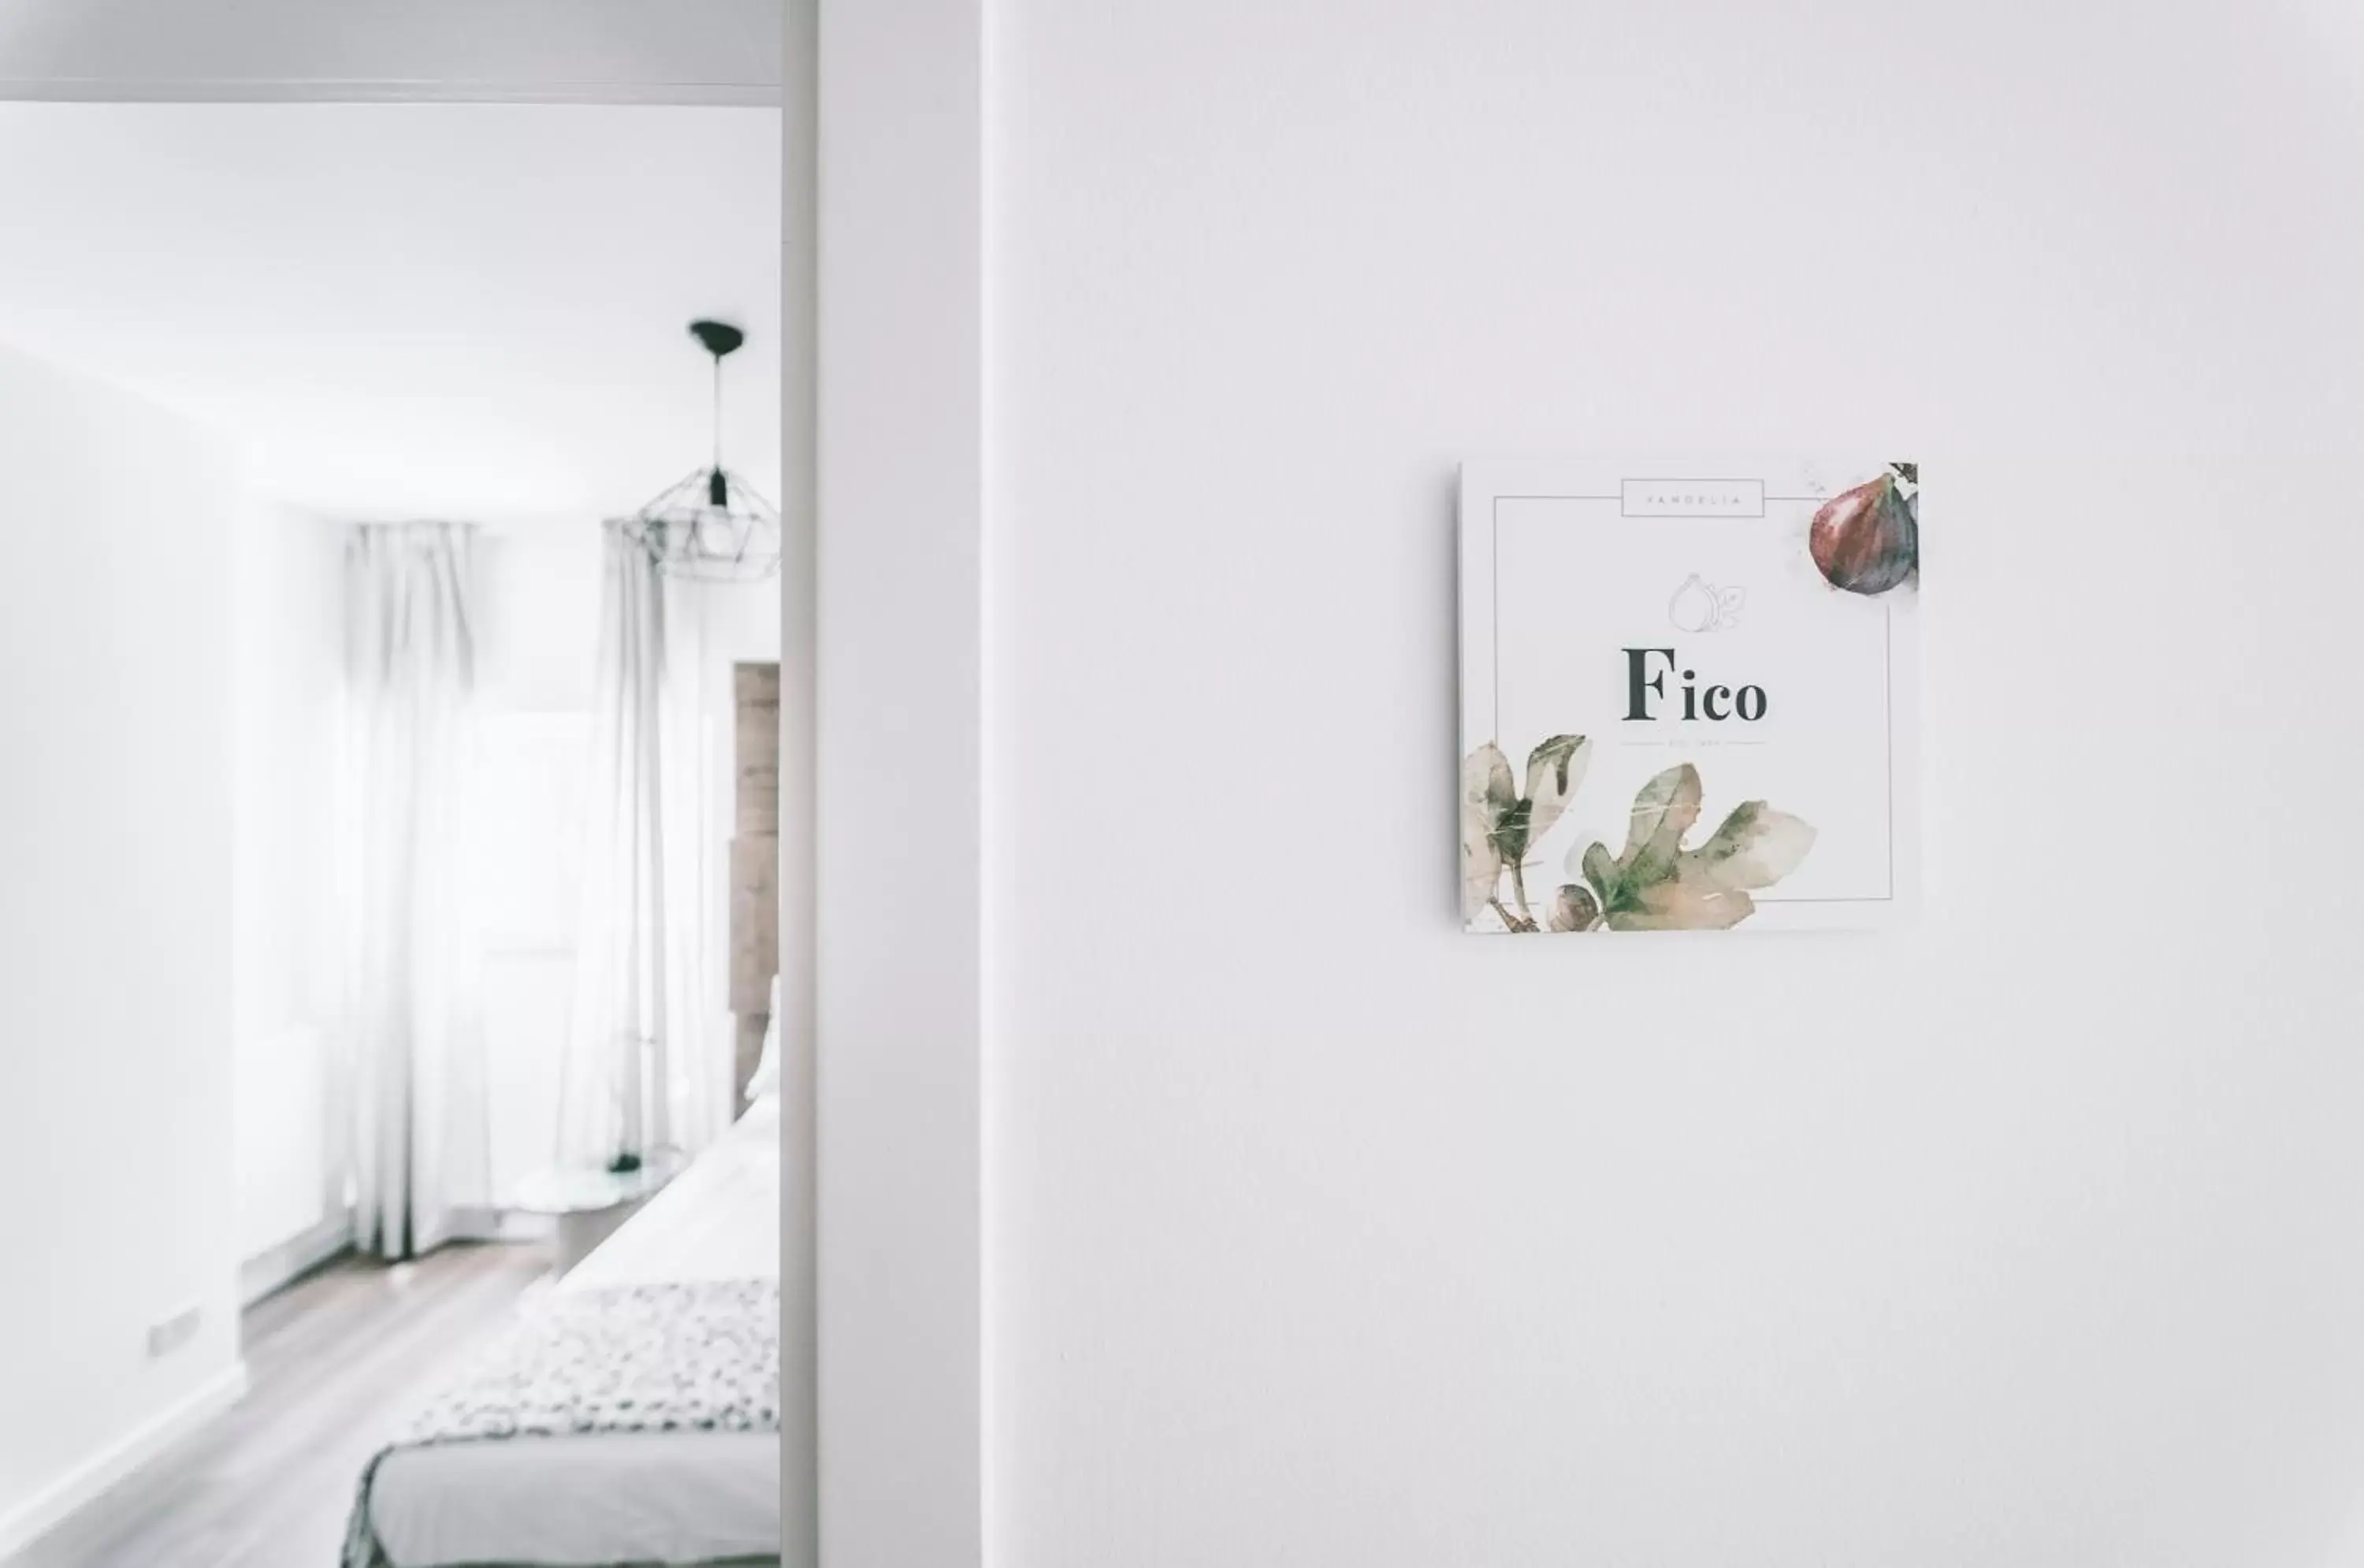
xmin=0 ymin=61 xmax=794 ymax=1568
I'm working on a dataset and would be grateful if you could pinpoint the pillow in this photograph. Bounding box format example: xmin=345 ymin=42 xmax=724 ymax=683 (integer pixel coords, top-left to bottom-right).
xmin=744 ymin=973 xmax=782 ymax=1102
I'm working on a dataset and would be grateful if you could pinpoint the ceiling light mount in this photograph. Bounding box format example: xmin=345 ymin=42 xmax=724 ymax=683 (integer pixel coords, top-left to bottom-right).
xmin=688 ymin=318 xmax=745 ymax=359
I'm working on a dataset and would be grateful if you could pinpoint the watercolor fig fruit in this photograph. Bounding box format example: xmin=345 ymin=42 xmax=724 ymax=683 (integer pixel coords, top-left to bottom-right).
xmin=1667 ymin=574 xmax=1745 ymax=633
xmin=1548 ymin=883 xmax=1600 ymax=933
xmin=1809 ymin=472 xmax=1916 ymax=595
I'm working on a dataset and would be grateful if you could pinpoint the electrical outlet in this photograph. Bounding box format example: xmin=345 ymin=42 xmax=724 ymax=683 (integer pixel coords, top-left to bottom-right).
xmin=147 ymin=1305 xmax=202 ymax=1359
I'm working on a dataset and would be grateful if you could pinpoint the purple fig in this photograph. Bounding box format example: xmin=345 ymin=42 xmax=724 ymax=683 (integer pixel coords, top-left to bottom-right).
xmin=1809 ymin=474 xmax=1917 ymax=595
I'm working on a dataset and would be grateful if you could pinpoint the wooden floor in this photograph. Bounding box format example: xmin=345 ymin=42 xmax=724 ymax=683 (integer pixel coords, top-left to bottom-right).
xmin=16 ymin=1242 xmax=550 ymax=1568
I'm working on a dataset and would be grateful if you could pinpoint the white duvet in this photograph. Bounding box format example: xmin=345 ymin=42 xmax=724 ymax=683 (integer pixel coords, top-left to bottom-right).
xmin=369 ymin=1099 xmax=782 ymax=1567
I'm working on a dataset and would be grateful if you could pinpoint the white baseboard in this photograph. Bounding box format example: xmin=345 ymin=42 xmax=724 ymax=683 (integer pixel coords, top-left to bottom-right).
xmin=0 ymin=1360 xmax=247 ymax=1562
xmin=239 ymin=1208 xmax=355 ymax=1306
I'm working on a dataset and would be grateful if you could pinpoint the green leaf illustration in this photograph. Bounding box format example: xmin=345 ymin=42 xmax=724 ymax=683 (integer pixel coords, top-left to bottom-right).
xmin=1579 ymin=764 xmax=1816 ymax=931
xmin=1461 ymin=743 xmax=1514 ymax=921
xmin=1578 ymin=840 xmax=1622 ymax=909
xmin=1463 ymin=735 xmax=1591 ymax=929
xmin=1522 ymin=734 xmax=1589 ymax=851
xmin=1689 ymin=799 xmax=1818 ymax=891
xmin=1619 ymin=760 xmax=1704 ymax=887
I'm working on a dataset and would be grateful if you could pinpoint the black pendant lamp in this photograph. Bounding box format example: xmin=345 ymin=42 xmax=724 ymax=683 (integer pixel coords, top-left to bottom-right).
xmin=619 ymin=319 xmax=781 ymax=582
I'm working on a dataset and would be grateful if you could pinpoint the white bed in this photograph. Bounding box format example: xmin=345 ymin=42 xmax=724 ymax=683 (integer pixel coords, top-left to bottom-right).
xmin=366 ymin=1098 xmax=782 ymax=1567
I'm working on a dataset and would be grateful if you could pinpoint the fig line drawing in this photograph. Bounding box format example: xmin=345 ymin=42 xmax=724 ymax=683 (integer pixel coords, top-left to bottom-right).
xmin=1667 ymin=574 xmax=1746 ymax=634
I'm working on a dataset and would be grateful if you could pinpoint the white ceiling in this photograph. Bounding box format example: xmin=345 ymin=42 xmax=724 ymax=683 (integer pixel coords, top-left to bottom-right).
xmin=0 ymin=102 xmax=782 ymax=528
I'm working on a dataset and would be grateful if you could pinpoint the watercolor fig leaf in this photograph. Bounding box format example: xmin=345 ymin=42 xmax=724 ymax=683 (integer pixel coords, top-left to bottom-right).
xmin=1461 ymin=734 xmax=1589 ymax=931
xmin=1461 ymin=745 xmax=1515 ymax=924
xmin=1573 ymin=763 xmax=1816 ymax=931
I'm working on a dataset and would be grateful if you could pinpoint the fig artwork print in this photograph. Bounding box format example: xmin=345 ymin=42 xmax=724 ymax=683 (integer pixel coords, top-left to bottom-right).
xmin=1459 ymin=459 xmax=1920 ymax=934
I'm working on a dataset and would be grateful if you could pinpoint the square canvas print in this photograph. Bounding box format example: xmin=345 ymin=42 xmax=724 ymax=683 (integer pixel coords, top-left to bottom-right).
xmin=1460 ymin=459 xmax=1920 ymax=934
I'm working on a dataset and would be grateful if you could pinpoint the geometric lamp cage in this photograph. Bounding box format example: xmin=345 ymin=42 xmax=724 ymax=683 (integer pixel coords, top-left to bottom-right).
xmin=615 ymin=319 xmax=781 ymax=583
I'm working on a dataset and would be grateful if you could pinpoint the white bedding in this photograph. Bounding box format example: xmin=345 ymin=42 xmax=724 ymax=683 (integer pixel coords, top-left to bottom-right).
xmin=370 ymin=1100 xmax=782 ymax=1567
xmin=563 ymin=1097 xmax=782 ymax=1292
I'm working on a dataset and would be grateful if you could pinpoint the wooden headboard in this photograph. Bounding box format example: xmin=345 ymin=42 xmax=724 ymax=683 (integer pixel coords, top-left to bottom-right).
xmin=730 ymin=661 xmax=780 ymax=1103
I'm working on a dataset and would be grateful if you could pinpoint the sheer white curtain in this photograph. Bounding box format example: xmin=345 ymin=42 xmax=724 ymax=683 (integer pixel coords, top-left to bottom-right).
xmin=343 ymin=522 xmax=491 ymax=1259
xmin=557 ymin=521 xmax=727 ymax=1171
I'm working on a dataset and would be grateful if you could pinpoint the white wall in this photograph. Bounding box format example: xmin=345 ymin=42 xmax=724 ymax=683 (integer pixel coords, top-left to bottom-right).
xmin=231 ymin=499 xmax=346 ymax=1271
xmin=978 ymin=6 xmax=2364 ymax=1566
xmin=777 ymin=7 xmax=817 ymax=1556
xmin=813 ymin=1 xmax=983 ymax=1562
xmin=0 ymin=344 xmax=243 ymax=1553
